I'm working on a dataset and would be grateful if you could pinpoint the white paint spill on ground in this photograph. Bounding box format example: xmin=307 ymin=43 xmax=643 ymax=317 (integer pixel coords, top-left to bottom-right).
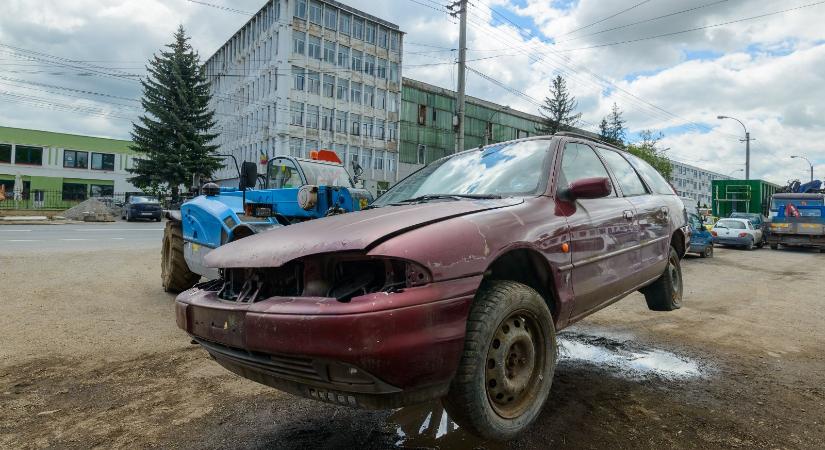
xmin=558 ymin=334 xmax=703 ymax=380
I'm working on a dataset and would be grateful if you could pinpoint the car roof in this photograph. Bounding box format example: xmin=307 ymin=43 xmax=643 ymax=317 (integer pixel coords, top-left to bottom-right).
xmin=717 ymin=218 xmax=749 ymax=224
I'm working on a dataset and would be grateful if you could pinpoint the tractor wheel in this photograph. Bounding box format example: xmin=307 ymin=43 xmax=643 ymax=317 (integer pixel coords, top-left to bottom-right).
xmin=162 ymin=221 xmax=200 ymax=293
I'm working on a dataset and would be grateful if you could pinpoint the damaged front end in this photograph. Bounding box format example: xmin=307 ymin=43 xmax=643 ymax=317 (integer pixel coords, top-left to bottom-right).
xmin=211 ymin=254 xmax=433 ymax=304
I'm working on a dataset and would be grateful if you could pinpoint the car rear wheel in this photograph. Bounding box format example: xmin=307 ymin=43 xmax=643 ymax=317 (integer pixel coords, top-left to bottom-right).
xmin=443 ymin=281 xmax=556 ymax=442
xmin=642 ymin=246 xmax=683 ymax=311
xmin=126 ymin=210 xmax=133 ymax=222
xmin=744 ymin=238 xmax=754 ymax=250
xmin=770 ymin=244 xmax=779 ymax=250
xmin=162 ymin=221 xmax=200 ymax=293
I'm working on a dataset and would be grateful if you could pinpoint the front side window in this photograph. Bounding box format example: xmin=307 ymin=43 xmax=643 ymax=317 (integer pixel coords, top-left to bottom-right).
xmin=596 ymin=148 xmax=648 ymax=196
xmin=557 ymin=143 xmax=614 ymax=196
xmin=90 ymin=152 xmax=114 ymax=171
xmin=269 ymin=158 xmax=303 ymax=188
xmin=624 ymin=152 xmax=674 ymax=195
xmin=15 ymin=145 xmax=43 ymax=165
xmin=63 ymin=150 xmax=89 ymax=169
xmin=374 ymin=140 xmax=552 ymax=206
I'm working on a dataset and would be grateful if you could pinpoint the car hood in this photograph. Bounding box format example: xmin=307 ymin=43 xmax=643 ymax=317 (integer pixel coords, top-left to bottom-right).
xmin=204 ymin=198 xmax=523 ymax=268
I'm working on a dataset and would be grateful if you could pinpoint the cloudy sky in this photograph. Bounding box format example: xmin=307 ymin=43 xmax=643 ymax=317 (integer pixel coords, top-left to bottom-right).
xmin=0 ymin=0 xmax=823 ymax=184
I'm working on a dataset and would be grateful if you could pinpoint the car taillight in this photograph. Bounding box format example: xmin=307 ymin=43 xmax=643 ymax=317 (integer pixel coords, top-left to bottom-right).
xmin=738 ymin=232 xmax=748 ymax=238
xmin=711 ymin=231 xmax=717 ymax=237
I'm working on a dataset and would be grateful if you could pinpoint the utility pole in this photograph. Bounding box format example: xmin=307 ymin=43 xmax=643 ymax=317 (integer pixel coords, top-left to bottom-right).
xmin=449 ymin=0 xmax=468 ymax=153
xmin=744 ymin=131 xmax=750 ymax=180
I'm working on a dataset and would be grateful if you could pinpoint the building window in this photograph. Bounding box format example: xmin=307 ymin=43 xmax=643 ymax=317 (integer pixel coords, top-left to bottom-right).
xmin=376 ymin=89 xmax=386 ymax=110
xmin=351 ymin=114 xmax=361 ymax=135
xmin=307 ymin=70 xmax=320 ymax=94
xmin=290 ymin=101 xmax=304 ymax=126
xmin=292 ymin=31 xmax=305 ymax=55
xmin=323 ymin=6 xmax=337 ymax=29
xmin=517 ymin=129 xmax=528 ymax=139
xmin=363 ymin=54 xmax=375 ymax=76
xmin=0 ymin=144 xmax=10 ymax=163
xmin=321 ymin=108 xmax=334 ymax=131
xmin=417 ymin=145 xmax=426 ymax=164
xmin=15 ymin=145 xmax=43 ymax=165
xmin=305 ymin=139 xmax=318 ymax=155
xmin=306 ymin=105 xmax=319 ymax=129
xmin=308 ymin=1 xmax=322 ymax=25
xmin=322 ymin=74 xmax=334 ymax=97
xmin=362 ymin=119 xmax=372 ymax=138
xmin=390 ymin=62 xmax=399 ymax=82
xmin=292 ymin=65 xmax=305 ymax=90
xmin=362 ymin=148 xmax=372 ymax=169
xmin=388 ymin=93 xmax=398 ymax=112
xmin=308 ymin=35 xmax=321 ymax=59
xmin=376 ymin=58 xmax=387 ymax=79
xmin=376 ymin=120 xmax=385 ymax=140
xmin=378 ymin=27 xmax=389 ymax=48
xmin=365 ymin=22 xmax=376 ymax=44
xmin=390 ymin=32 xmax=400 ymax=52
xmin=363 ymin=86 xmax=374 ymax=107
xmin=90 ymin=184 xmax=114 ymax=197
xmin=351 ymin=50 xmax=362 ymax=72
xmin=339 ymin=13 xmax=351 ymax=35
xmin=387 ymin=122 xmax=397 ymax=142
xmin=374 ymin=150 xmax=385 ymax=170
xmin=388 ymin=152 xmax=396 ymax=172
xmin=90 ymin=153 xmax=114 ymax=171
xmin=336 ymin=78 xmax=349 ymax=101
xmin=62 ymin=182 xmax=87 ymax=201
xmin=348 ymin=147 xmax=360 ymax=168
xmin=336 ymin=111 xmax=347 ymax=133
xmin=295 ymin=0 xmax=307 ymax=19
xmin=288 ymin=138 xmax=303 ymax=157
xmin=337 ymin=45 xmax=350 ymax=67
xmin=352 ymin=17 xmax=364 ymax=40
xmin=350 ymin=82 xmax=362 ymax=104
xmin=63 ymin=150 xmax=89 ymax=169
xmin=323 ymin=40 xmax=336 ymax=64
xmin=418 ymin=105 xmax=427 ymax=125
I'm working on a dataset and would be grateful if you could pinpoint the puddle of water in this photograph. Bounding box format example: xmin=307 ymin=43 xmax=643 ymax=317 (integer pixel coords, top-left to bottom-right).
xmin=558 ymin=333 xmax=703 ymax=380
xmin=387 ymin=401 xmax=501 ymax=449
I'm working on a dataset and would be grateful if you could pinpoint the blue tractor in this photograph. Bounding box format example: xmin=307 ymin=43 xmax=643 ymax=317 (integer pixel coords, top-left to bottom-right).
xmin=161 ymin=150 xmax=373 ymax=292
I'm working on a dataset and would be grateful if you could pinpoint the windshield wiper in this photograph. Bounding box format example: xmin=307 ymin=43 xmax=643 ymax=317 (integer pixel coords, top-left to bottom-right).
xmin=397 ymin=193 xmax=503 ymax=204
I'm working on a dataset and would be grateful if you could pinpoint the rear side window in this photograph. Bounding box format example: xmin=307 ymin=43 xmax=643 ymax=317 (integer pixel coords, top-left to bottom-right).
xmin=558 ymin=143 xmax=615 ymax=197
xmin=625 ymin=153 xmax=675 ymax=195
xmin=596 ymin=148 xmax=647 ymax=196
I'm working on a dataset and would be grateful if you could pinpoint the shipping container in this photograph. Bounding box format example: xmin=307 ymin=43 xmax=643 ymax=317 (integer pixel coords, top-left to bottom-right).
xmin=712 ymin=179 xmax=780 ymax=218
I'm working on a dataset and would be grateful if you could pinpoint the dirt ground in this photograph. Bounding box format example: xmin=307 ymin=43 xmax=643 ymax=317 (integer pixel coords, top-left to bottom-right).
xmin=1 ymin=244 xmax=824 ymax=449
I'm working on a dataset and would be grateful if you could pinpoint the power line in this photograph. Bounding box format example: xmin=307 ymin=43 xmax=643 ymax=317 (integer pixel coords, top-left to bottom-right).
xmin=183 ymin=0 xmax=254 ymax=15
xmin=557 ymin=0 xmax=654 ymax=37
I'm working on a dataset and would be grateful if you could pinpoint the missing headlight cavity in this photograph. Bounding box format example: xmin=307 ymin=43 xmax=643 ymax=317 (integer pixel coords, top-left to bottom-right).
xmin=328 ymin=259 xmax=408 ymax=302
xmin=217 ymin=263 xmax=303 ymax=303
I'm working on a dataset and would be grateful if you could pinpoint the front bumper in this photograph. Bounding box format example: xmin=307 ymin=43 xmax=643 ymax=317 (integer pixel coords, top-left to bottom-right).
xmin=175 ymin=275 xmax=480 ymax=408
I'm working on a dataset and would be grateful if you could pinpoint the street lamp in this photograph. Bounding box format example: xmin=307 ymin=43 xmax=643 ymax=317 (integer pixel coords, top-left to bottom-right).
xmin=790 ymin=155 xmax=814 ymax=183
xmin=717 ymin=115 xmax=754 ymax=180
xmin=484 ymin=106 xmax=510 ymax=146
xmin=727 ymin=168 xmax=744 ymax=177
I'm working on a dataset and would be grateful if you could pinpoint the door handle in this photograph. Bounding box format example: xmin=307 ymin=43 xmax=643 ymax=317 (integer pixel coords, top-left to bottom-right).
xmin=623 ymin=210 xmax=634 ymax=220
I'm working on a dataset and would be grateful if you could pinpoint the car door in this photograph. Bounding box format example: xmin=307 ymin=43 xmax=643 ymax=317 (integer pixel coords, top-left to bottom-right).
xmin=558 ymin=142 xmax=641 ymax=320
xmin=596 ymin=148 xmax=670 ymax=283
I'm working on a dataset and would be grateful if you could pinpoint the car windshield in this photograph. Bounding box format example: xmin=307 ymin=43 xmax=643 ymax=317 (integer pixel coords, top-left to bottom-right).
xmin=131 ymin=196 xmax=158 ymax=204
xmin=716 ymin=219 xmax=745 ymax=229
xmin=298 ymin=160 xmax=354 ymax=188
xmin=373 ymin=140 xmax=551 ymax=206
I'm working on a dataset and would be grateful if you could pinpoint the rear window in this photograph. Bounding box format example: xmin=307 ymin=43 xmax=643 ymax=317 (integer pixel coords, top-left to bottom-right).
xmin=624 ymin=152 xmax=675 ymax=195
xmin=716 ymin=219 xmax=746 ymax=229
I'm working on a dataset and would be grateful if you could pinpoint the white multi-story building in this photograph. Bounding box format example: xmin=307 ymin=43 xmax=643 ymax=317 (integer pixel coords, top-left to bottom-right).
xmin=203 ymin=0 xmax=403 ymax=196
xmin=670 ymin=160 xmax=732 ymax=207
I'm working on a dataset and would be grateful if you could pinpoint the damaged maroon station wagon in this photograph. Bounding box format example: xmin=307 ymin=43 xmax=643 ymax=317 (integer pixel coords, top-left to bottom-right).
xmin=175 ymin=132 xmax=689 ymax=441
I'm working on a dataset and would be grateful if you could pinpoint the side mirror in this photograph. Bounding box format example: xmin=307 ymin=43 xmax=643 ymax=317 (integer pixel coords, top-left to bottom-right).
xmin=240 ymin=162 xmax=258 ymax=190
xmin=561 ymin=177 xmax=612 ymax=201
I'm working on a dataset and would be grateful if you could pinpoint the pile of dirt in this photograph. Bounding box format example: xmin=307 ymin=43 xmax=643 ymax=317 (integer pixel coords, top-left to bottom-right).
xmin=62 ymin=198 xmax=115 ymax=222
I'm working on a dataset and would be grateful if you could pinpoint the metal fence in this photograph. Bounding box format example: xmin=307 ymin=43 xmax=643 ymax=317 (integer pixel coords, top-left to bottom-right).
xmin=0 ymin=191 xmax=168 ymax=211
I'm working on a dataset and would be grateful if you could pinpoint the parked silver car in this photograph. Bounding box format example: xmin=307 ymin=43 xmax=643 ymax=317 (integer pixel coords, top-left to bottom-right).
xmin=712 ymin=218 xmax=763 ymax=250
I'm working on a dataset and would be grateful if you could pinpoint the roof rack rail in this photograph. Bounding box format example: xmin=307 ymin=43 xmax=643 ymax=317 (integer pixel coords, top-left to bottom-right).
xmin=554 ymin=131 xmax=623 ymax=150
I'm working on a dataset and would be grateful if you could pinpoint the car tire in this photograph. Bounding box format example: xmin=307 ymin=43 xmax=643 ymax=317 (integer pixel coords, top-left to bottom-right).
xmin=443 ymin=281 xmax=557 ymax=442
xmin=126 ymin=210 xmax=134 ymax=222
xmin=642 ymin=246 xmax=683 ymax=311
xmin=744 ymin=238 xmax=754 ymax=250
xmin=162 ymin=221 xmax=200 ymax=293
xmin=701 ymin=246 xmax=713 ymax=258
xmin=770 ymin=244 xmax=779 ymax=250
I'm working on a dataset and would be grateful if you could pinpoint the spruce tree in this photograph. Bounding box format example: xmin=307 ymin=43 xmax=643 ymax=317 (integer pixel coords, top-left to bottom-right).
xmin=128 ymin=25 xmax=221 ymax=201
xmin=598 ymin=102 xmax=627 ymax=146
xmin=537 ymin=75 xmax=581 ymax=135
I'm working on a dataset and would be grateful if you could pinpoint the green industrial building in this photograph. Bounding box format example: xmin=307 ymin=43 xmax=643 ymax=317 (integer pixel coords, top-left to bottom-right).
xmin=0 ymin=127 xmax=138 ymax=209
xmin=397 ymin=78 xmax=547 ymax=179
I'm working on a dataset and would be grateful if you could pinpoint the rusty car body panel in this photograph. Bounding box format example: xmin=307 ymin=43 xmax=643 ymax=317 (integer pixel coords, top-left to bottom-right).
xmin=175 ymin=134 xmax=688 ymax=409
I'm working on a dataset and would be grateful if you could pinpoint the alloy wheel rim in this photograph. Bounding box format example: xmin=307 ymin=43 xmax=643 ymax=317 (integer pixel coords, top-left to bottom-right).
xmin=485 ymin=310 xmax=545 ymax=419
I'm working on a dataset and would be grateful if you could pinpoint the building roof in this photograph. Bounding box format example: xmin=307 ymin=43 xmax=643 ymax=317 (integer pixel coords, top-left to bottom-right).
xmin=0 ymin=126 xmax=133 ymax=153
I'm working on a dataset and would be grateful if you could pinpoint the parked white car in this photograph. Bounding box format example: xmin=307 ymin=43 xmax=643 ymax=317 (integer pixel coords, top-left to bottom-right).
xmin=712 ymin=218 xmax=764 ymax=250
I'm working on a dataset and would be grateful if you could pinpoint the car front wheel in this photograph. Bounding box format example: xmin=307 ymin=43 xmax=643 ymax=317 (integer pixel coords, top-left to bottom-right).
xmin=443 ymin=281 xmax=557 ymax=441
xmin=701 ymin=245 xmax=713 ymax=258
xmin=642 ymin=246 xmax=683 ymax=311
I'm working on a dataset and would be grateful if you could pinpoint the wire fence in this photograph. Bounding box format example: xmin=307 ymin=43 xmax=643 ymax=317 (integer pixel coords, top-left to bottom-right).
xmin=0 ymin=190 xmax=168 ymax=211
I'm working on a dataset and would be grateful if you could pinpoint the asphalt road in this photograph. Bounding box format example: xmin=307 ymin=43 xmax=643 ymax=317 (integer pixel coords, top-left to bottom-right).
xmin=0 ymin=220 xmax=163 ymax=253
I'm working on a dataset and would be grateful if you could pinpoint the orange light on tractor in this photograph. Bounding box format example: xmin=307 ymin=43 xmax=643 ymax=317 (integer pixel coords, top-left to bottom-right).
xmin=309 ymin=149 xmax=342 ymax=164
